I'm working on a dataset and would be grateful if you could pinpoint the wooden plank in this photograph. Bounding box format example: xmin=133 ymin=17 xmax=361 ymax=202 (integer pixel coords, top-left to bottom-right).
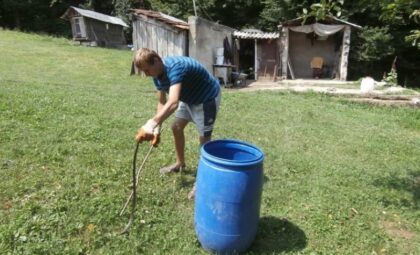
xmin=132 ymin=20 xmax=137 ymax=50
xmin=157 ymin=27 xmax=163 ymax=57
xmin=254 ymin=39 xmax=258 ymax=80
xmin=288 ymin=59 xmax=295 ymax=80
xmin=273 ymin=64 xmax=277 ymax=81
xmin=135 ymin=20 xmax=139 ymax=49
xmin=174 ymin=31 xmax=184 ymax=56
xmin=151 ymin=24 xmax=157 ymax=51
xmin=133 ymin=15 xmax=187 ymax=58
xmin=162 ymin=28 xmax=168 ymax=57
xmin=168 ymin=30 xmax=173 ymax=56
xmin=146 ymin=22 xmax=153 ymax=49
xmin=139 ymin=20 xmax=146 ymax=49
xmin=281 ymin=28 xmax=289 ymax=79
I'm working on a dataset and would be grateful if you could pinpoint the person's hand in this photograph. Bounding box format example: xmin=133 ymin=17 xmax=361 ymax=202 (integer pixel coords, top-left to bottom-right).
xmin=136 ymin=119 xmax=160 ymax=146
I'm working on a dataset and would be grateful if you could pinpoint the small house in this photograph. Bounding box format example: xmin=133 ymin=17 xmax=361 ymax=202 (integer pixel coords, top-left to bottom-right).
xmin=61 ymin=6 xmax=128 ymax=48
xmin=233 ymin=29 xmax=280 ymax=81
xmin=280 ymin=16 xmax=361 ymax=80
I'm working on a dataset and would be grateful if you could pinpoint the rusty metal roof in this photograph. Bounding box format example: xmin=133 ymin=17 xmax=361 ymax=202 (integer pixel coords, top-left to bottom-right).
xmin=233 ymin=29 xmax=279 ymax=39
xmin=130 ymin=9 xmax=189 ymax=30
xmin=61 ymin=6 xmax=128 ymax=27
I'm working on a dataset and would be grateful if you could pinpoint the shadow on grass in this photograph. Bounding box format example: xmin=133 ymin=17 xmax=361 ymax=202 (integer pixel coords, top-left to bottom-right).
xmin=373 ymin=170 xmax=420 ymax=209
xmin=249 ymin=216 xmax=307 ymax=254
xmin=176 ymin=167 xmax=196 ymax=188
xmin=263 ymin=174 xmax=270 ymax=184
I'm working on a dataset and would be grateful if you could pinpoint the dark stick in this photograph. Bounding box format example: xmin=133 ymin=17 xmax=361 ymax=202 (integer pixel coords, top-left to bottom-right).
xmin=119 ymin=143 xmax=154 ymax=217
xmin=120 ymin=141 xmax=141 ymax=235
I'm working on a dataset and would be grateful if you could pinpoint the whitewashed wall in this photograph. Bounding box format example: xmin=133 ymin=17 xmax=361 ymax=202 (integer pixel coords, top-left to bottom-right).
xmin=188 ymin=16 xmax=235 ymax=73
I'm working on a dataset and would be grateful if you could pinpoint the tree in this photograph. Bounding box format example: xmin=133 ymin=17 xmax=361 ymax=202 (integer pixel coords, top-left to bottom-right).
xmin=405 ymin=9 xmax=420 ymax=48
xmin=0 ymin=0 xmax=80 ymax=35
xmin=208 ymin=0 xmax=264 ymax=29
xmin=258 ymin=0 xmax=317 ymax=30
xmin=352 ymin=27 xmax=394 ymax=62
xmin=377 ymin=0 xmax=420 ymax=86
xmin=0 ymin=0 xmax=35 ymax=30
xmin=146 ymin=0 xmax=197 ymax=20
xmin=348 ymin=26 xmax=395 ymax=79
xmin=301 ymin=0 xmax=344 ymax=23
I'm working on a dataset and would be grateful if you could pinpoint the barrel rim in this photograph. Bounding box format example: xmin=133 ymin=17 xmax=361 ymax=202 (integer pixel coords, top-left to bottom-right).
xmin=201 ymin=139 xmax=264 ymax=166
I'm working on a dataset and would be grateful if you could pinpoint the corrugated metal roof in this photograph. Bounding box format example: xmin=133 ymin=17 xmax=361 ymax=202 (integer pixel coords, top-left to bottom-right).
xmin=281 ymin=15 xmax=361 ymax=29
xmin=61 ymin=6 xmax=128 ymax=27
xmin=130 ymin=9 xmax=189 ymax=30
xmin=330 ymin=16 xmax=362 ymax=29
xmin=233 ymin=30 xmax=279 ymax=39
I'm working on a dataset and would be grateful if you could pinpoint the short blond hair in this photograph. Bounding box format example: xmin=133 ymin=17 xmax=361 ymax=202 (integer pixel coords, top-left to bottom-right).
xmin=134 ymin=48 xmax=162 ymax=69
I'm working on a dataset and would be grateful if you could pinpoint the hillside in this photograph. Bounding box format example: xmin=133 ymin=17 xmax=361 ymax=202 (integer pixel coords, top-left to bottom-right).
xmin=0 ymin=29 xmax=138 ymax=88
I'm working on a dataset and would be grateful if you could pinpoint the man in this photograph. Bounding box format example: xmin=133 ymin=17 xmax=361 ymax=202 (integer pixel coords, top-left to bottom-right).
xmin=134 ymin=48 xmax=221 ymax=199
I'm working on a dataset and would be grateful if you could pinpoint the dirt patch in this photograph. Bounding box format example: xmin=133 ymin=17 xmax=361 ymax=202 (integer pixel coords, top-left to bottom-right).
xmin=381 ymin=220 xmax=417 ymax=253
xmin=346 ymin=97 xmax=419 ymax=107
xmin=2 ymin=200 xmax=12 ymax=210
xmin=381 ymin=220 xmax=416 ymax=240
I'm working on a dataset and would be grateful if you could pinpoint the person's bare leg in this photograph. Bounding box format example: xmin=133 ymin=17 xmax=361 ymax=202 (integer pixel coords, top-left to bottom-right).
xmin=188 ymin=135 xmax=212 ymax=199
xmin=172 ymin=118 xmax=189 ymax=167
xmin=199 ymin=135 xmax=211 ymax=146
xmin=160 ymin=118 xmax=189 ymax=174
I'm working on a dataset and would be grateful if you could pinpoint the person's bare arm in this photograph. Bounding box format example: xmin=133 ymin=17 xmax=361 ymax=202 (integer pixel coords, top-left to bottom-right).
xmin=156 ymin=90 xmax=167 ymax=113
xmin=153 ymin=83 xmax=181 ymax=125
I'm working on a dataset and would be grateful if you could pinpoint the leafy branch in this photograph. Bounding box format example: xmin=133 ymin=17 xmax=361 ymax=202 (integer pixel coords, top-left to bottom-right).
xmin=301 ymin=0 xmax=344 ymax=24
xmin=405 ymin=9 xmax=420 ymax=48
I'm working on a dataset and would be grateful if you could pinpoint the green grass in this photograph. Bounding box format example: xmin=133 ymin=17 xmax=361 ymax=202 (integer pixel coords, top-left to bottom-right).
xmin=1 ymin=29 xmax=419 ymax=254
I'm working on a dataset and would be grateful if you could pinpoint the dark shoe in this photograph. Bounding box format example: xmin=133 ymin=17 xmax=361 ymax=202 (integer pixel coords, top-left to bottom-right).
xmin=159 ymin=163 xmax=185 ymax=174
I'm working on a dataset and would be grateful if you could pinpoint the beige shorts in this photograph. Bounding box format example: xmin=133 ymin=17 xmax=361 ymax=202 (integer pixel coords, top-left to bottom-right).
xmin=175 ymin=90 xmax=221 ymax=137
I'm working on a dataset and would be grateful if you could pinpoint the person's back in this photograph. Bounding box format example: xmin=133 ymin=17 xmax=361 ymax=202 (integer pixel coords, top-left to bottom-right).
xmin=153 ymin=56 xmax=220 ymax=105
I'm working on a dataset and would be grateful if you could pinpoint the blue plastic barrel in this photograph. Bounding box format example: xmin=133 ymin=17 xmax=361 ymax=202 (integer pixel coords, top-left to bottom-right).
xmin=195 ymin=139 xmax=264 ymax=254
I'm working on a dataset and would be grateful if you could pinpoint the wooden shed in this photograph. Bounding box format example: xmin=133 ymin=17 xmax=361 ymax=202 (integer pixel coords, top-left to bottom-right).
xmin=129 ymin=11 xmax=236 ymax=78
xmin=61 ymin=6 xmax=128 ymax=48
xmin=280 ymin=16 xmax=361 ymax=80
xmin=233 ymin=29 xmax=280 ymax=81
xmin=130 ymin=9 xmax=189 ymax=58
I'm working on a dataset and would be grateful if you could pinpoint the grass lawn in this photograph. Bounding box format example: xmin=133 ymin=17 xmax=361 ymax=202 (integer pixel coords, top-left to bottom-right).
xmin=1 ymin=29 xmax=419 ymax=254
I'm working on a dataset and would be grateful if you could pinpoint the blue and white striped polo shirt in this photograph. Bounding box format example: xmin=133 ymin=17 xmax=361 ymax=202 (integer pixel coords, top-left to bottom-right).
xmin=153 ymin=56 xmax=220 ymax=105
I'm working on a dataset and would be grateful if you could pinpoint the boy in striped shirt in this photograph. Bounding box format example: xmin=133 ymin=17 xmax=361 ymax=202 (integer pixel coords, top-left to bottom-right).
xmin=134 ymin=48 xmax=221 ymax=199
